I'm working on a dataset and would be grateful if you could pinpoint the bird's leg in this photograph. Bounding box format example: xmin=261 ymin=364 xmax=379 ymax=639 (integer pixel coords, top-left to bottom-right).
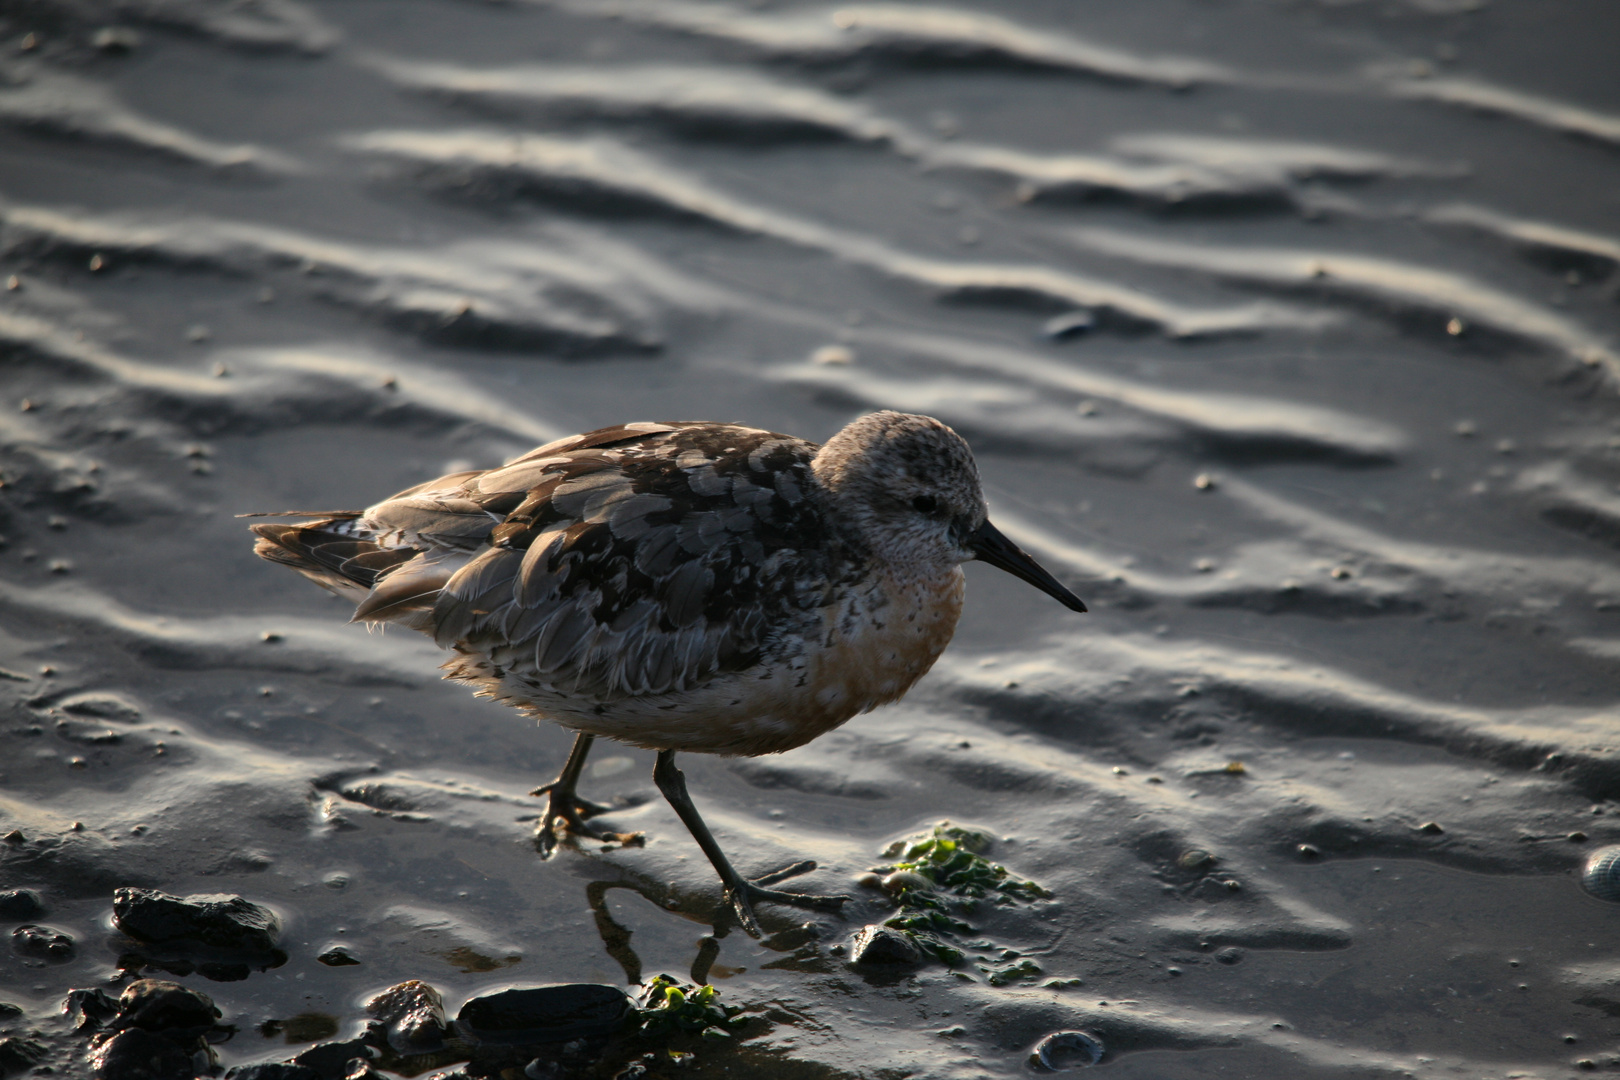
xmin=532 ymin=732 xmax=614 ymax=858
xmin=653 ymin=749 xmax=848 ymax=937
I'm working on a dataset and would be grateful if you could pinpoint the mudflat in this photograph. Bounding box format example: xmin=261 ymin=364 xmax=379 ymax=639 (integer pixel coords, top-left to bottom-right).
xmin=1 ymin=1 xmax=1618 ymax=1076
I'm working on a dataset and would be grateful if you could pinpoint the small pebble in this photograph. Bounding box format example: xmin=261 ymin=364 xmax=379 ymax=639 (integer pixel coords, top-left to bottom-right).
xmin=316 ymin=945 xmax=361 ymax=967
xmin=1193 ymin=473 xmax=1217 ymax=491
xmin=1581 ymin=845 xmax=1620 ymax=901
xmin=1177 ymin=849 xmax=1214 ymax=872
xmin=1028 ymin=1030 xmax=1103 ymax=1071
xmin=881 ymin=870 xmax=931 ymax=894
xmin=1042 ymin=312 xmax=1094 ymax=339
xmin=91 ymin=27 xmax=139 ymax=53
xmin=810 ymin=344 xmax=853 ymax=366
xmin=849 ymin=924 xmax=921 ymax=966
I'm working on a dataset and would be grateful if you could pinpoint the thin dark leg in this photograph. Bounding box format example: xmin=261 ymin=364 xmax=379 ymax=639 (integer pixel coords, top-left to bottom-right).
xmin=533 ymin=732 xmax=614 ymax=858
xmin=653 ymin=749 xmax=847 ymax=937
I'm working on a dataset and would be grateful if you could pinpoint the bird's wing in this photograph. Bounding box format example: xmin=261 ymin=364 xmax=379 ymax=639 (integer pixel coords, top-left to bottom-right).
xmin=414 ymin=422 xmax=836 ymax=702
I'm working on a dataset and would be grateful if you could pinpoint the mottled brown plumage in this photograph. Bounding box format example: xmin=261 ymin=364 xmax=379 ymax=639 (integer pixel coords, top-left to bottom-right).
xmin=249 ymin=411 xmax=1085 ymax=934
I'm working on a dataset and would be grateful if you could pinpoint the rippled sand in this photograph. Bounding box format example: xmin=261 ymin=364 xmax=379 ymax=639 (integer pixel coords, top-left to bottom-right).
xmin=1 ymin=0 xmax=1618 ymax=1076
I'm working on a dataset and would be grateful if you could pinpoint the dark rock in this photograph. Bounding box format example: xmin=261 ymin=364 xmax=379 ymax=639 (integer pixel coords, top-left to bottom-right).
xmin=290 ymin=1037 xmax=376 ymax=1080
xmin=363 ymin=980 xmax=445 ymax=1054
xmin=314 ymin=946 xmax=360 ymax=967
xmin=849 ymin=924 xmax=922 ymax=966
xmin=113 ymin=888 xmax=281 ymax=952
xmin=225 ymin=1066 xmax=323 ymax=1080
xmin=454 ymin=985 xmax=628 ymax=1046
xmin=113 ymin=980 xmax=220 ymax=1033
xmin=0 ymin=889 xmax=45 ymax=920
xmin=0 ymin=1001 xmax=23 ymax=1021
xmin=1214 ymin=946 xmax=1245 ymax=965
xmin=65 ymin=987 xmax=120 ymax=1032
xmin=89 ymin=1027 xmax=194 ymax=1080
xmin=12 ymin=923 xmax=74 ymax=960
xmin=195 ymin=961 xmax=255 ymax=982
xmin=0 ymin=1036 xmax=47 ymax=1073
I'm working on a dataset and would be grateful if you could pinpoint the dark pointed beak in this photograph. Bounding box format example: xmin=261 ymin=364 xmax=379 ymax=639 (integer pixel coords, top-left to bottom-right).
xmin=968 ymin=520 xmax=1088 ymax=613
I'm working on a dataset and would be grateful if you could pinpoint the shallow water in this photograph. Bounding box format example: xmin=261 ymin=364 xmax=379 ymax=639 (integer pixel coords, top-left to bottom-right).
xmin=1 ymin=0 xmax=1619 ymax=1075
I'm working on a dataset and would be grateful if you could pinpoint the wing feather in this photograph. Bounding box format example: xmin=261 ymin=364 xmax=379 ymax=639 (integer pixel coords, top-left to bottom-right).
xmin=253 ymin=420 xmax=843 ymax=704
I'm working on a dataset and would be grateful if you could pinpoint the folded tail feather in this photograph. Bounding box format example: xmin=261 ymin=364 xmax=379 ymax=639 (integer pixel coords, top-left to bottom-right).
xmin=250 ymin=519 xmax=420 ymax=600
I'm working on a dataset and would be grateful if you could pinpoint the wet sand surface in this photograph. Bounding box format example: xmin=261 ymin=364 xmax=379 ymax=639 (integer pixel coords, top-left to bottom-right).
xmin=1 ymin=0 xmax=1619 ymax=1075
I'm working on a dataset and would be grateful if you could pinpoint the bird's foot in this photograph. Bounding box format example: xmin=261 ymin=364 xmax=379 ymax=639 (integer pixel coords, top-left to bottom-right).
xmin=725 ymin=860 xmax=849 ymax=937
xmin=531 ymin=783 xmax=617 ymax=859
xmin=529 ymin=781 xmax=615 ymax=817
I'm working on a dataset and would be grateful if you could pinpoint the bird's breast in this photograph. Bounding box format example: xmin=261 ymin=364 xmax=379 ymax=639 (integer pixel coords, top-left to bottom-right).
xmin=804 ymin=563 xmax=966 ymax=721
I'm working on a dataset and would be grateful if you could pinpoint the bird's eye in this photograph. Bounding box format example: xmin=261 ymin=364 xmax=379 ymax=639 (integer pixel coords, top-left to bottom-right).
xmin=911 ymin=495 xmax=939 ymax=515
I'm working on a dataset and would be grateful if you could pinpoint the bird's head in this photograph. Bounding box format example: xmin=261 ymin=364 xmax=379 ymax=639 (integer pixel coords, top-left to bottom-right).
xmin=812 ymin=411 xmax=1086 ymax=612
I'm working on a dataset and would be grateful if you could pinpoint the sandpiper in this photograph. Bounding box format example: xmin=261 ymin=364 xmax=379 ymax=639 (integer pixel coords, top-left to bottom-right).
xmin=248 ymin=411 xmax=1086 ymax=934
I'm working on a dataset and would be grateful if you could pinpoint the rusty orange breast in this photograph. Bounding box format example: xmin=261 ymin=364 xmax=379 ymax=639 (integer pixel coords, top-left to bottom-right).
xmin=798 ymin=564 xmax=966 ymax=731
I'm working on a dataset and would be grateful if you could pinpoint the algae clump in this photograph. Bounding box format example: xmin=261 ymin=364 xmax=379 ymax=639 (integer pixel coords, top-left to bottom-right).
xmin=867 ymin=823 xmax=1051 ymax=968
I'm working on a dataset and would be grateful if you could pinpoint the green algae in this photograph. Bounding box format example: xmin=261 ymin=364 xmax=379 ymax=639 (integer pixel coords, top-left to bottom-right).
xmin=867 ymin=823 xmax=1051 ymax=969
xmin=877 ymin=824 xmax=1051 ymax=903
xmin=632 ymin=975 xmax=747 ymax=1043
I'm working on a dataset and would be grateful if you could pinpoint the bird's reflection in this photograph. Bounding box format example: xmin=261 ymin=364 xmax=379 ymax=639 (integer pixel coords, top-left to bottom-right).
xmin=587 ymin=876 xmax=831 ymax=988
xmin=586 ymin=879 xmax=739 ymax=986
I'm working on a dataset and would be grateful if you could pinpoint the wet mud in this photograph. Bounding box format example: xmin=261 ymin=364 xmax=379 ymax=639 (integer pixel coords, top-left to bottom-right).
xmin=1 ymin=0 xmax=1619 ymax=1076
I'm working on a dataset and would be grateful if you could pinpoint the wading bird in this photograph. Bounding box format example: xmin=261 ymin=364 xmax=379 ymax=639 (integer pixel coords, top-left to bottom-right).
xmin=249 ymin=411 xmax=1086 ymax=934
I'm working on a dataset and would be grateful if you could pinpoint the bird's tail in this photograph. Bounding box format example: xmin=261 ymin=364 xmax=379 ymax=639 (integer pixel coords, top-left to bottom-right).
xmin=248 ymin=515 xmax=417 ymax=597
